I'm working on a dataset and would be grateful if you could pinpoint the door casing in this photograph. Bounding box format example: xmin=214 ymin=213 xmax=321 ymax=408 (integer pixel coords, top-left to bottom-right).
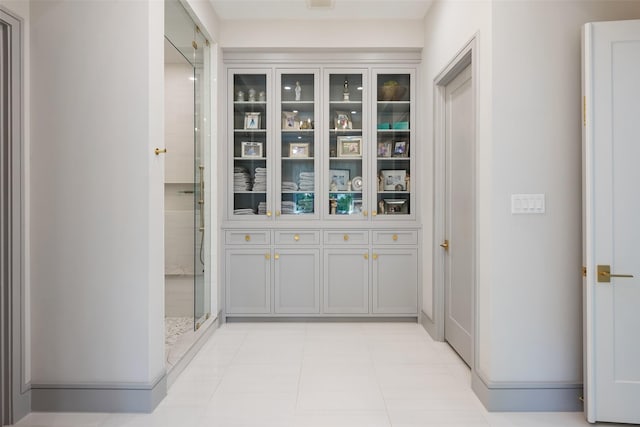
xmin=433 ymin=35 xmax=479 ymax=369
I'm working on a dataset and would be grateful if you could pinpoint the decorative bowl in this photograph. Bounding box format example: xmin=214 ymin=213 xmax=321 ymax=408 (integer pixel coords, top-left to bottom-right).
xmin=379 ymin=85 xmax=407 ymax=101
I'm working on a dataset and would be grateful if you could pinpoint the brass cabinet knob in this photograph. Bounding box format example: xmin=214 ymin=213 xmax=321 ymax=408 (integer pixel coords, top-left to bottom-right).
xmin=392 ymin=234 xmax=398 ymax=241
xmin=245 ymin=235 xmax=251 ymax=242
xmin=294 ymin=234 xmax=300 ymax=241
xmin=266 ymin=210 xmax=272 ymax=217
xmin=154 ymin=148 xmax=167 ymax=155
xmin=265 ymin=253 xmax=270 ymax=260
xmin=274 ymin=253 xmax=280 ymax=260
xmin=364 ymin=253 xmax=369 ymax=260
xmin=276 ymin=210 xmax=281 ymax=217
xmin=372 ymin=253 xmax=379 ymax=260
xmin=343 ymin=234 xmax=349 ymax=241
xmin=372 ymin=211 xmax=377 ymax=217
xmin=363 ymin=210 xmax=368 ymax=217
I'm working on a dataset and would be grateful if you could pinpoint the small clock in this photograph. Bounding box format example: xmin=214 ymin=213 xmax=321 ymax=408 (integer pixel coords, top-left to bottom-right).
xmin=351 ymin=176 xmax=363 ymax=191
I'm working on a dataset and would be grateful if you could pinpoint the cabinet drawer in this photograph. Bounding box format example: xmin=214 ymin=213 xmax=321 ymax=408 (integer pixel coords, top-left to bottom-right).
xmin=324 ymin=230 xmax=369 ymax=245
xmin=225 ymin=230 xmax=270 ymax=245
xmin=275 ymin=230 xmax=320 ymax=245
xmin=373 ymin=230 xmax=418 ymax=245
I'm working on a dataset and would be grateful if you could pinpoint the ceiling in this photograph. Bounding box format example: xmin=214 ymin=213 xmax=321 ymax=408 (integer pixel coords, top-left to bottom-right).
xmin=208 ymin=0 xmax=434 ymax=21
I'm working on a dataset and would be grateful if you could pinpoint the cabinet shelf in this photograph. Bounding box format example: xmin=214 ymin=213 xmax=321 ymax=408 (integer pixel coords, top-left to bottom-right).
xmin=377 ymin=157 xmax=409 ymax=161
xmin=329 ymin=191 xmax=363 ymax=195
xmin=282 ymin=157 xmax=314 ymax=160
xmin=377 ymin=129 xmax=410 ymax=133
xmin=234 ymin=157 xmax=267 ymax=161
xmin=281 ymin=129 xmax=314 ymax=133
xmin=234 ymin=129 xmax=267 ymax=133
xmin=377 ymin=191 xmax=410 ymax=194
xmin=234 ymin=101 xmax=267 ymax=105
xmin=281 ymin=101 xmax=314 ymax=105
xmin=330 ymin=129 xmax=363 ymax=133
xmin=282 ymin=191 xmax=315 ymax=194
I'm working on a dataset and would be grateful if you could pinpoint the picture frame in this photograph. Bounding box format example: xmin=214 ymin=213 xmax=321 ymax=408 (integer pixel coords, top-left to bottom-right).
xmin=381 ymin=169 xmax=407 ymax=191
xmin=383 ymin=198 xmax=408 ymax=214
xmin=289 ymin=142 xmax=310 ymax=158
xmin=352 ymin=198 xmax=363 ymax=214
xmin=393 ymin=141 xmax=408 ymax=157
xmin=244 ymin=112 xmax=261 ymax=130
xmin=378 ymin=141 xmax=392 ymax=158
xmin=337 ymin=136 xmax=362 ymax=158
xmin=241 ymin=141 xmax=263 ymax=158
xmin=334 ymin=111 xmax=352 ymax=130
xmin=329 ymin=169 xmax=350 ymax=191
xmin=282 ymin=111 xmax=299 ymax=130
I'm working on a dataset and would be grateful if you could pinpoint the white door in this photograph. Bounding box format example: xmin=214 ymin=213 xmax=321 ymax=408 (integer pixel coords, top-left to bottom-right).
xmin=443 ymin=64 xmax=474 ymax=366
xmin=583 ymin=19 xmax=640 ymax=424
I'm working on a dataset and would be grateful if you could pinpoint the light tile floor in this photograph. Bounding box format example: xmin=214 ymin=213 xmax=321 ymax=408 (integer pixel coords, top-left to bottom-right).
xmin=15 ymin=322 xmax=628 ymax=427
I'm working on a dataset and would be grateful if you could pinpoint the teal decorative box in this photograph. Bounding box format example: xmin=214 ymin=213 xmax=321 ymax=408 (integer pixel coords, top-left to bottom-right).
xmin=393 ymin=121 xmax=409 ymax=130
xmin=377 ymin=122 xmax=390 ymax=130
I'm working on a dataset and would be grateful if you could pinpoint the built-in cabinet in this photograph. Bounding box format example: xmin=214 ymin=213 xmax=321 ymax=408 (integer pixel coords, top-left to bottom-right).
xmin=223 ymin=57 xmax=420 ymax=319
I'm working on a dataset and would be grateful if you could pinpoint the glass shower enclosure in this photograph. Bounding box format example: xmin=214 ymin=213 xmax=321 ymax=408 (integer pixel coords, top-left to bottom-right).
xmin=164 ymin=0 xmax=210 ymax=361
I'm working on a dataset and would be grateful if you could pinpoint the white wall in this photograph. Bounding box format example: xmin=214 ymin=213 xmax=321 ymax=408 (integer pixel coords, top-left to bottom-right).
xmin=0 ymin=0 xmax=31 ymax=386
xmin=220 ymin=19 xmax=424 ymax=48
xmin=422 ymin=0 xmax=640 ymax=385
xmin=28 ymin=0 xmax=164 ymax=384
xmin=421 ymin=0 xmax=493 ymax=375
xmin=488 ymin=0 xmax=640 ymax=383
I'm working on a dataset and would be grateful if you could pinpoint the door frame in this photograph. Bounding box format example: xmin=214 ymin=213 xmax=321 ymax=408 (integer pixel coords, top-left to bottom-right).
xmin=1 ymin=5 xmax=30 ymax=424
xmin=433 ymin=35 xmax=479 ymax=366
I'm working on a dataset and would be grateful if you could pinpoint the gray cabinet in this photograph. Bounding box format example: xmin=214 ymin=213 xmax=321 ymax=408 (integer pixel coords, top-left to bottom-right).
xmin=372 ymin=248 xmax=418 ymax=314
xmin=324 ymin=249 xmax=369 ymax=314
xmin=274 ymin=249 xmax=320 ymax=314
xmin=225 ymin=249 xmax=271 ymax=314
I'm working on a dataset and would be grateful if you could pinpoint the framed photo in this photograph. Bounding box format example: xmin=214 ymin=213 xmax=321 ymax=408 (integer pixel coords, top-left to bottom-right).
xmin=383 ymin=198 xmax=408 ymax=214
xmin=337 ymin=136 xmax=362 ymax=158
xmin=244 ymin=112 xmax=261 ymax=130
xmin=329 ymin=169 xmax=350 ymax=191
xmin=352 ymin=199 xmax=363 ymax=214
xmin=381 ymin=169 xmax=407 ymax=191
xmin=378 ymin=141 xmax=392 ymax=157
xmin=241 ymin=141 xmax=263 ymax=158
xmin=334 ymin=111 xmax=352 ymax=130
xmin=289 ymin=142 xmax=309 ymax=158
xmin=393 ymin=141 xmax=408 ymax=157
xmin=282 ymin=111 xmax=299 ymax=130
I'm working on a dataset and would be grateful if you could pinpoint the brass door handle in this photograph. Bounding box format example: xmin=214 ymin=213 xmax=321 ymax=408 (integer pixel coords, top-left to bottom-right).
xmin=440 ymin=240 xmax=449 ymax=250
xmin=372 ymin=253 xmax=378 ymax=260
xmin=364 ymin=253 xmax=369 ymax=260
xmin=265 ymin=253 xmax=270 ymax=260
xmin=372 ymin=211 xmax=377 ymax=217
xmin=597 ymin=265 xmax=634 ymax=283
xmin=154 ymin=148 xmax=167 ymax=155
xmin=363 ymin=210 xmax=368 ymax=217
xmin=274 ymin=253 xmax=280 ymax=260
xmin=266 ymin=210 xmax=272 ymax=217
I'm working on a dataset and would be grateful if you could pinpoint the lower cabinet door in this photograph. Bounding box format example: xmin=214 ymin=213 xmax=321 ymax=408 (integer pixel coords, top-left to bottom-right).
xmin=274 ymin=249 xmax=320 ymax=314
xmin=324 ymin=249 xmax=369 ymax=314
xmin=372 ymin=248 xmax=418 ymax=314
xmin=225 ymin=249 xmax=271 ymax=314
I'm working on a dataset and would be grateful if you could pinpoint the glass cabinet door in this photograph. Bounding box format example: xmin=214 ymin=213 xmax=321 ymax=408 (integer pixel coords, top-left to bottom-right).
xmin=374 ymin=72 xmax=413 ymax=217
xmin=326 ymin=71 xmax=367 ymax=218
xmin=277 ymin=71 xmax=318 ymax=218
xmin=231 ymin=72 xmax=270 ymax=218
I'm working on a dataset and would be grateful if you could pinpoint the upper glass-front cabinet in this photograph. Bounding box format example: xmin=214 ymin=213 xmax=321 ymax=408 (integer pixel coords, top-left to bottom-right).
xmin=325 ymin=71 xmax=367 ymax=218
xmin=374 ymin=71 xmax=413 ymax=218
xmin=277 ymin=71 xmax=319 ymax=218
xmin=231 ymin=72 xmax=270 ymax=218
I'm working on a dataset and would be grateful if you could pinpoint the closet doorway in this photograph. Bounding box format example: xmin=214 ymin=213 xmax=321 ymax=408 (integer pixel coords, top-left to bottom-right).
xmin=163 ymin=0 xmax=210 ymax=369
xmin=434 ymin=39 xmax=477 ymax=368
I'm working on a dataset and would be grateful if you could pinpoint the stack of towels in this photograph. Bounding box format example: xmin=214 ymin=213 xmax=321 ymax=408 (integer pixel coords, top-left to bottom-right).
xmin=282 ymin=181 xmax=298 ymax=191
xmin=281 ymin=201 xmax=296 ymax=214
xmin=298 ymin=172 xmax=315 ymax=192
xmin=253 ymin=168 xmax=267 ymax=192
xmin=233 ymin=208 xmax=255 ymax=215
xmin=233 ymin=167 xmax=252 ymax=191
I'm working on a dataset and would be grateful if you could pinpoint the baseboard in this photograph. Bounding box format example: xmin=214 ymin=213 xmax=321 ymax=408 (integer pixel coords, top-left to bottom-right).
xmin=419 ymin=310 xmax=439 ymax=340
xmin=166 ymin=314 xmax=220 ymax=388
xmin=30 ymin=374 xmax=166 ymax=413
xmin=472 ymin=371 xmax=584 ymax=412
xmin=226 ymin=316 xmax=418 ymax=323
xmin=11 ymin=388 xmax=31 ymax=425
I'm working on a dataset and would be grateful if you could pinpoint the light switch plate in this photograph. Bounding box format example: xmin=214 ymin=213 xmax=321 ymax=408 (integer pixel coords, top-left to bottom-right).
xmin=511 ymin=194 xmax=545 ymax=214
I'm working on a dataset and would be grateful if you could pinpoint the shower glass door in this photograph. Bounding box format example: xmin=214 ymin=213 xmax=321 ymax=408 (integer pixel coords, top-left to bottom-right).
xmin=165 ymin=0 xmax=210 ymax=336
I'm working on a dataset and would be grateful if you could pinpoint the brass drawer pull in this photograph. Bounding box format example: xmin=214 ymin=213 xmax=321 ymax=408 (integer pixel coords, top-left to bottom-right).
xmin=245 ymin=235 xmax=251 ymax=242
xmin=344 ymin=234 xmax=349 ymax=241
xmin=294 ymin=234 xmax=300 ymax=241
xmin=392 ymin=234 xmax=398 ymax=241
